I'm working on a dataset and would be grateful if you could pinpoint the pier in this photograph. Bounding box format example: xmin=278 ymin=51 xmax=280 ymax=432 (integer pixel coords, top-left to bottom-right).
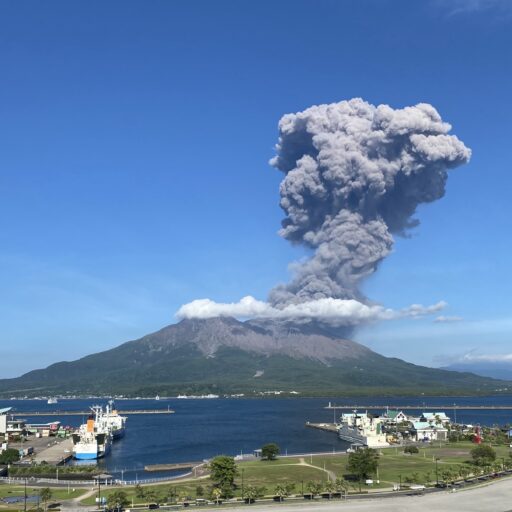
xmin=305 ymin=421 xmax=338 ymax=433
xmin=144 ymin=462 xmax=202 ymax=472
xmin=32 ymin=437 xmax=74 ymax=465
xmin=10 ymin=408 xmax=174 ymax=417
xmin=325 ymin=404 xmax=512 ymax=410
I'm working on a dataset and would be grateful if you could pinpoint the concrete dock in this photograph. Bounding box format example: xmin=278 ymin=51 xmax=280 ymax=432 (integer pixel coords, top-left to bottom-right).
xmin=32 ymin=437 xmax=74 ymax=465
xmin=144 ymin=461 xmax=203 ymax=472
xmin=305 ymin=422 xmax=338 ymax=433
xmin=11 ymin=408 xmax=174 ymax=417
xmin=325 ymin=404 xmax=512 ymax=410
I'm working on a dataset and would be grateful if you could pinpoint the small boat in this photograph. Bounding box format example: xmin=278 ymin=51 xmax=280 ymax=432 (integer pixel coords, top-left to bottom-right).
xmin=47 ymin=398 xmax=58 ymax=405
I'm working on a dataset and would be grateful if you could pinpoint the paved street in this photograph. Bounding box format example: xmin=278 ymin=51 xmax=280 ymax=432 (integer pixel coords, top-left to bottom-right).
xmin=211 ymin=479 xmax=512 ymax=512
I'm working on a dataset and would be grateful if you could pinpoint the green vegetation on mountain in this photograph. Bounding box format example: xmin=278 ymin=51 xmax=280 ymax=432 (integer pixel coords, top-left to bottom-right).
xmin=0 ymin=317 xmax=509 ymax=397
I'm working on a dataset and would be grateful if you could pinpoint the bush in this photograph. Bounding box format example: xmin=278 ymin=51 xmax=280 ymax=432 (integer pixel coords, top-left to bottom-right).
xmin=471 ymin=445 xmax=496 ymax=465
xmin=404 ymin=446 xmax=419 ymax=454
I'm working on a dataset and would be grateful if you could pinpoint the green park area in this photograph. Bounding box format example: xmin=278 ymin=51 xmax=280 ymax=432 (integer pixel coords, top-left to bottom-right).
xmin=75 ymin=440 xmax=512 ymax=507
xmin=0 ymin=485 xmax=86 ymax=510
xmin=1 ymin=441 xmax=511 ymax=510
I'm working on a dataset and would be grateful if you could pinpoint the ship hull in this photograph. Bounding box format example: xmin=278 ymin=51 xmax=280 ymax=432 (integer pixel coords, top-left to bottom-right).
xmin=112 ymin=427 xmax=125 ymax=440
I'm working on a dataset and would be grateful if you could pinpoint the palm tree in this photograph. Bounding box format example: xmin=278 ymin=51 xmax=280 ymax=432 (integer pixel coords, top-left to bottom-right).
xmin=39 ymin=488 xmax=52 ymax=512
xmin=334 ymin=477 xmax=349 ymax=499
xmin=106 ymin=491 xmax=129 ymax=512
xmin=274 ymin=484 xmax=287 ymax=502
xmin=306 ymin=481 xmax=323 ymax=498
xmin=323 ymin=481 xmax=336 ymax=499
xmin=165 ymin=487 xmax=178 ymax=504
xmin=211 ymin=487 xmax=222 ymax=505
xmin=134 ymin=484 xmax=145 ymax=504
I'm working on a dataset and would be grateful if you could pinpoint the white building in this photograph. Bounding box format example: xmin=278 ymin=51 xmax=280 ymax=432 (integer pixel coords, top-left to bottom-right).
xmin=0 ymin=408 xmax=10 ymax=437
xmin=420 ymin=412 xmax=450 ymax=426
xmin=338 ymin=411 xmax=389 ymax=448
xmin=382 ymin=409 xmax=408 ymax=424
xmin=413 ymin=421 xmax=448 ymax=441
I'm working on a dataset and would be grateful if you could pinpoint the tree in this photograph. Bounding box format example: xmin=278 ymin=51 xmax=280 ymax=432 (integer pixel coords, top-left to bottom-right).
xmin=0 ymin=448 xmax=20 ymax=465
xmin=210 ymin=487 xmax=222 ymax=505
xmin=323 ymin=481 xmax=336 ymax=499
xmin=334 ymin=477 xmax=349 ymax=498
xmin=144 ymin=489 xmax=160 ymax=505
xmin=165 ymin=487 xmax=178 ymax=504
xmin=195 ymin=485 xmax=204 ymax=497
xmin=404 ymin=472 xmax=420 ymax=484
xmin=106 ymin=491 xmax=129 ymax=512
xmin=471 ymin=445 xmax=496 ymax=465
xmin=404 ymin=446 xmax=419 ymax=454
xmin=242 ymin=485 xmax=266 ymax=503
xmin=261 ymin=443 xmax=280 ymax=461
xmin=208 ymin=456 xmax=238 ymax=489
xmin=347 ymin=448 xmax=380 ymax=491
xmin=39 ymin=488 xmax=52 ymax=512
xmin=306 ymin=481 xmax=323 ymax=497
xmin=274 ymin=484 xmax=287 ymax=502
xmin=134 ymin=484 xmax=145 ymax=501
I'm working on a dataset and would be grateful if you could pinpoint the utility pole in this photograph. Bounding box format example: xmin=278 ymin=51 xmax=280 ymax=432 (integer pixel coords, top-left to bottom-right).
xmin=97 ymin=478 xmax=101 ymax=510
xmin=435 ymin=458 xmax=439 ymax=486
xmin=24 ymin=477 xmax=27 ymax=512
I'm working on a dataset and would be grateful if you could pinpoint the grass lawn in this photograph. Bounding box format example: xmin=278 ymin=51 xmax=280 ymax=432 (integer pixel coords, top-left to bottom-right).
xmin=0 ymin=485 xmax=86 ymax=510
xmin=80 ymin=482 xmax=204 ymax=506
xmin=79 ymin=441 xmax=512 ymax=504
xmin=236 ymin=462 xmax=326 ymax=488
xmin=236 ymin=441 xmax=512 ymax=490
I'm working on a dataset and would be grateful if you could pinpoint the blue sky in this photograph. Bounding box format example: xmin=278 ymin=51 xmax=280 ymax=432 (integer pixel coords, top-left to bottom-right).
xmin=1 ymin=0 xmax=511 ymax=377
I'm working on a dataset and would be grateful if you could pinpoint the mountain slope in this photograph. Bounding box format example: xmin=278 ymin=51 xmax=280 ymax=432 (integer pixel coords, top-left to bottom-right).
xmin=0 ymin=317 xmax=509 ymax=396
xmin=443 ymin=362 xmax=512 ymax=381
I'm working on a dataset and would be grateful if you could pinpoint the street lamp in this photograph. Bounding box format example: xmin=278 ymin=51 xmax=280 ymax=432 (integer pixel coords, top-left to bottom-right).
xmin=435 ymin=458 xmax=439 ymax=485
xmin=241 ymin=468 xmax=245 ymax=499
xmin=97 ymin=477 xmax=102 ymax=510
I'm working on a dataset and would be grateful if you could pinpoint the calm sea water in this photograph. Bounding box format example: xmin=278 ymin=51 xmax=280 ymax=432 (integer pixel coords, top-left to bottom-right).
xmin=2 ymin=396 xmax=512 ymax=481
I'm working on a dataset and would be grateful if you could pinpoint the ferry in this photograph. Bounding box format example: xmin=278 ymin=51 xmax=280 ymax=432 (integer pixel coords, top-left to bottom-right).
xmin=97 ymin=401 xmax=127 ymax=440
xmin=72 ymin=409 xmax=112 ymax=460
xmin=47 ymin=397 xmax=58 ymax=405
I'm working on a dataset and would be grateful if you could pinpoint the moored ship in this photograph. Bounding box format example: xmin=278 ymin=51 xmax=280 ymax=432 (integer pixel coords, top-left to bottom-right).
xmin=97 ymin=401 xmax=127 ymax=440
xmin=72 ymin=411 xmax=112 ymax=460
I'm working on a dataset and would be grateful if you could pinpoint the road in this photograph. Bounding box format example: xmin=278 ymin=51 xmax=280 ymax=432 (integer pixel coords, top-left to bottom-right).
xmin=203 ymin=479 xmax=512 ymax=512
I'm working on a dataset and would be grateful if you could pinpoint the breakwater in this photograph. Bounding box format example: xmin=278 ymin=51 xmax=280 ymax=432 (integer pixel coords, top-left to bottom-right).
xmin=10 ymin=408 xmax=174 ymax=416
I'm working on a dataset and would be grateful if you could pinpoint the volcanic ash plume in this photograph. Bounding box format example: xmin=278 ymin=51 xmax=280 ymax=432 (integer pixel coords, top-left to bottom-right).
xmin=268 ymin=98 xmax=471 ymax=306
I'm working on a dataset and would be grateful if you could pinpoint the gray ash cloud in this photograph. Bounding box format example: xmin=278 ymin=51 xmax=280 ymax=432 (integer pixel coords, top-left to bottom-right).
xmin=269 ymin=98 xmax=471 ymax=306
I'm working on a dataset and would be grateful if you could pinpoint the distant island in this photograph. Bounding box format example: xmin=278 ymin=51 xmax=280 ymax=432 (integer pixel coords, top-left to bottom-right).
xmin=1 ymin=317 xmax=510 ymax=397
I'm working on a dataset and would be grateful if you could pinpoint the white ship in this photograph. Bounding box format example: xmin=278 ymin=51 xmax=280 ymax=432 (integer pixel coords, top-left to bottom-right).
xmin=96 ymin=401 xmax=127 ymax=440
xmin=72 ymin=407 xmax=112 ymax=460
xmin=47 ymin=397 xmax=58 ymax=404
